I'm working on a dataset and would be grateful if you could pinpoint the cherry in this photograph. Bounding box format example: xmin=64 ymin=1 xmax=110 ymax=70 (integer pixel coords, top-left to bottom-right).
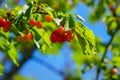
xmin=23 ymin=32 xmax=33 ymax=43
xmin=16 ymin=35 xmax=22 ymax=42
xmin=29 ymin=19 xmax=37 ymax=27
xmin=57 ymin=27 xmax=65 ymax=35
xmin=45 ymin=15 xmax=53 ymax=22
xmin=111 ymin=68 xmax=118 ymax=74
xmin=65 ymin=29 xmax=74 ymax=42
xmin=3 ymin=21 xmax=12 ymax=32
xmin=50 ymin=27 xmax=74 ymax=43
xmin=50 ymin=31 xmax=57 ymax=43
xmin=26 ymin=32 xmax=33 ymax=40
xmin=50 ymin=27 xmax=65 ymax=43
xmin=36 ymin=22 xmax=42 ymax=29
xmin=0 ymin=19 xmax=6 ymax=28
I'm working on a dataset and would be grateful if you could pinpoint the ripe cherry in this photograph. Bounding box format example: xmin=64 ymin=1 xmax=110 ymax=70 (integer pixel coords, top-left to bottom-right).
xmin=23 ymin=32 xmax=33 ymax=43
xmin=50 ymin=27 xmax=74 ymax=43
xmin=26 ymin=32 xmax=33 ymax=40
xmin=50 ymin=27 xmax=65 ymax=43
xmin=36 ymin=22 xmax=42 ymax=29
xmin=29 ymin=19 xmax=37 ymax=27
xmin=0 ymin=19 xmax=6 ymax=28
xmin=65 ymin=29 xmax=74 ymax=42
xmin=50 ymin=31 xmax=57 ymax=43
xmin=111 ymin=68 xmax=118 ymax=74
xmin=3 ymin=21 xmax=12 ymax=32
xmin=45 ymin=15 xmax=53 ymax=22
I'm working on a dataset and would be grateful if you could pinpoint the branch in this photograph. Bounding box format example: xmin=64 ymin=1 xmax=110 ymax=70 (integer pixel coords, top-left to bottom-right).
xmin=2 ymin=46 xmax=36 ymax=80
xmin=32 ymin=56 xmax=64 ymax=76
xmin=95 ymin=3 xmax=120 ymax=80
xmin=33 ymin=11 xmax=48 ymax=14
xmin=96 ymin=27 xmax=119 ymax=80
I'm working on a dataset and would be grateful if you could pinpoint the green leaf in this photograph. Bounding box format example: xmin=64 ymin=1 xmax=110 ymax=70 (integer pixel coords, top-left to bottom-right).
xmin=112 ymin=56 xmax=120 ymax=67
xmin=69 ymin=15 xmax=75 ymax=28
xmin=41 ymin=43 xmax=62 ymax=54
xmin=116 ymin=5 xmax=120 ymax=15
xmin=0 ymin=30 xmax=9 ymax=39
xmin=0 ymin=63 xmax=3 ymax=75
xmin=25 ymin=1 xmax=33 ymax=21
xmin=0 ymin=39 xmax=19 ymax=66
xmin=74 ymin=21 xmax=96 ymax=55
xmin=15 ymin=14 xmax=23 ymax=26
xmin=42 ymin=5 xmax=54 ymax=18
xmin=7 ymin=42 xmax=19 ymax=66
xmin=32 ymin=27 xmax=43 ymax=41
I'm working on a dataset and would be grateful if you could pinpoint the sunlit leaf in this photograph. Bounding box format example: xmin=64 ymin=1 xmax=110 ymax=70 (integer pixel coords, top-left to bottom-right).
xmin=69 ymin=15 xmax=75 ymax=28
xmin=116 ymin=5 xmax=120 ymax=15
xmin=74 ymin=21 xmax=96 ymax=55
xmin=7 ymin=42 xmax=19 ymax=66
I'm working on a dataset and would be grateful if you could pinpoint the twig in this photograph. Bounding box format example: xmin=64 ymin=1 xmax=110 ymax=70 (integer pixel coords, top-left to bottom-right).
xmin=96 ymin=28 xmax=119 ymax=80
xmin=33 ymin=11 xmax=48 ymax=14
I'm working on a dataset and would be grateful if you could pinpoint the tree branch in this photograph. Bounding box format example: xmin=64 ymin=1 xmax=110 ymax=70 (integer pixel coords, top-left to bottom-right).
xmin=96 ymin=27 xmax=119 ymax=80
xmin=2 ymin=46 xmax=36 ymax=80
xmin=32 ymin=56 xmax=64 ymax=76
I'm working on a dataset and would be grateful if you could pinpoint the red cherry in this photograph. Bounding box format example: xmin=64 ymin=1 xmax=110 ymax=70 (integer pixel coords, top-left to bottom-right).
xmin=65 ymin=29 xmax=74 ymax=42
xmin=26 ymin=32 xmax=33 ymax=40
xmin=29 ymin=19 xmax=37 ymax=27
xmin=57 ymin=35 xmax=65 ymax=43
xmin=50 ymin=31 xmax=57 ymax=43
xmin=23 ymin=32 xmax=33 ymax=43
xmin=0 ymin=19 xmax=6 ymax=28
xmin=3 ymin=21 xmax=12 ymax=32
xmin=23 ymin=35 xmax=29 ymax=43
xmin=45 ymin=15 xmax=53 ymax=22
xmin=50 ymin=27 xmax=74 ymax=43
xmin=36 ymin=22 xmax=42 ymax=29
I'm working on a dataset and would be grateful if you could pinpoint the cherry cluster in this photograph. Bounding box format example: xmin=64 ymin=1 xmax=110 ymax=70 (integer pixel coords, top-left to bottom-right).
xmin=16 ymin=32 xmax=33 ymax=43
xmin=0 ymin=18 xmax=12 ymax=32
xmin=29 ymin=15 xmax=53 ymax=28
xmin=50 ymin=27 xmax=74 ymax=43
xmin=29 ymin=19 xmax=43 ymax=28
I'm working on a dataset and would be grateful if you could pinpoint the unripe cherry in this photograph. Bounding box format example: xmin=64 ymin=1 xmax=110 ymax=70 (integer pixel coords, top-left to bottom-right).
xmin=111 ymin=68 xmax=118 ymax=74
xmin=16 ymin=35 xmax=22 ymax=42
xmin=45 ymin=15 xmax=53 ymax=22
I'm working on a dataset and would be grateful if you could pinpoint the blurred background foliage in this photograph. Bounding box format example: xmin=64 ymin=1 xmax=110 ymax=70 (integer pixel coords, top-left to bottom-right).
xmin=0 ymin=0 xmax=120 ymax=80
